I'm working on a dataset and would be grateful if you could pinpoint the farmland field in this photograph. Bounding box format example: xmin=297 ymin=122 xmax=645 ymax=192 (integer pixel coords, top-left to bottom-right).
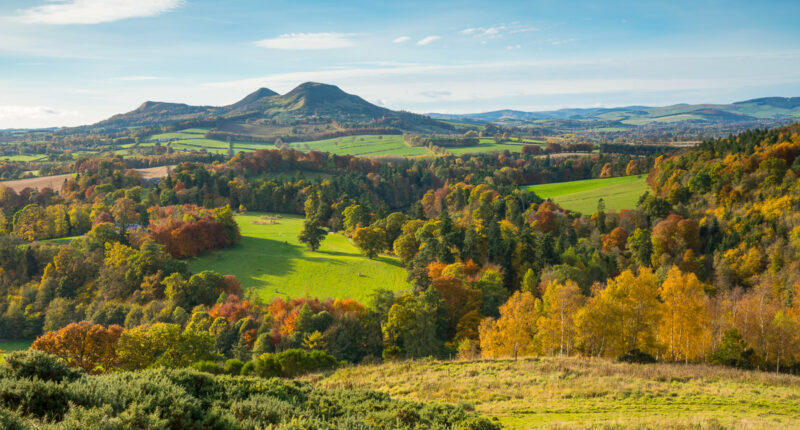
xmin=289 ymin=135 xmax=430 ymax=157
xmin=188 ymin=213 xmax=410 ymax=303
xmin=525 ymin=175 xmax=649 ymax=214
xmin=306 ymin=357 xmax=800 ymax=429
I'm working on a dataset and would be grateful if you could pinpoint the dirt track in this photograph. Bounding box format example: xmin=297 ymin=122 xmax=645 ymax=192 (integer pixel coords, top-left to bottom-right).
xmin=0 ymin=165 xmax=174 ymax=193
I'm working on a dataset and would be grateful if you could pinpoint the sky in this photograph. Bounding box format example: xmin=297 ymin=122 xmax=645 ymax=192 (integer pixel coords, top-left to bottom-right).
xmin=1 ymin=0 xmax=799 ymax=129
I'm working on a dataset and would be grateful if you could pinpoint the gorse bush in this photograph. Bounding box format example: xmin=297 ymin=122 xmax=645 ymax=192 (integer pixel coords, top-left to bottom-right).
xmin=192 ymin=349 xmax=341 ymax=378
xmin=0 ymin=351 xmax=498 ymax=429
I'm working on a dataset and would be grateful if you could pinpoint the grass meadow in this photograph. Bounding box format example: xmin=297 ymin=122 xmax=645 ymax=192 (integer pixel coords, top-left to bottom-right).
xmin=188 ymin=213 xmax=410 ymax=303
xmin=289 ymin=135 xmax=430 ymax=157
xmin=525 ymin=175 xmax=649 ymax=214
xmin=305 ymin=357 xmax=800 ymax=429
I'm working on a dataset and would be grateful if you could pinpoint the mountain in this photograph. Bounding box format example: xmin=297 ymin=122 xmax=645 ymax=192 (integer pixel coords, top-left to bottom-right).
xmin=430 ymin=97 xmax=800 ymax=125
xmin=96 ymin=101 xmax=218 ymax=128
xmin=89 ymin=82 xmax=449 ymax=134
xmin=224 ymin=87 xmax=279 ymax=112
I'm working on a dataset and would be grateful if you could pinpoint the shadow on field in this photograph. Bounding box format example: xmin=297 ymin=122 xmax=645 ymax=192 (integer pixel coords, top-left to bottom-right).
xmin=231 ymin=236 xmax=306 ymax=285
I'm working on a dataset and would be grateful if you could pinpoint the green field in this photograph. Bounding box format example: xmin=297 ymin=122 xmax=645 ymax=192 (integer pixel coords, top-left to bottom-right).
xmin=525 ymin=175 xmax=649 ymax=214
xmin=0 ymin=154 xmax=48 ymax=162
xmin=289 ymin=135 xmax=430 ymax=157
xmin=141 ymin=129 xmax=551 ymax=158
xmin=307 ymin=357 xmax=800 ymax=429
xmin=188 ymin=213 xmax=410 ymax=303
xmin=0 ymin=340 xmax=32 ymax=362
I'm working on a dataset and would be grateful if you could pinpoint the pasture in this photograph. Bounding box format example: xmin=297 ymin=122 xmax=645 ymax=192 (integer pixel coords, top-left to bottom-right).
xmin=289 ymin=135 xmax=430 ymax=157
xmin=307 ymin=357 xmax=800 ymax=429
xmin=188 ymin=213 xmax=410 ymax=303
xmin=525 ymin=175 xmax=649 ymax=214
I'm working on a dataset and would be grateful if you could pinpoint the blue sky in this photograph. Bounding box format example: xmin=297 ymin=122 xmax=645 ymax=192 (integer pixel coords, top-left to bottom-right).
xmin=1 ymin=0 xmax=799 ymax=128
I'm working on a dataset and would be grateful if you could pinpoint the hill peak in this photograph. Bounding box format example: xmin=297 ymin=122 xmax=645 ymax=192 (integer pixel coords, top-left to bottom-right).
xmin=285 ymin=82 xmax=348 ymax=100
xmin=227 ymin=87 xmax=279 ymax=110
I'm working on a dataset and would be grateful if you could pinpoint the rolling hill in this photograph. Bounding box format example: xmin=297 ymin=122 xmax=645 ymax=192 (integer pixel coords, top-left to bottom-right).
xmin=89 ymin=82 xmax=453 ymax=135
xmin=430 ymin=96 xmax=800 ymax=125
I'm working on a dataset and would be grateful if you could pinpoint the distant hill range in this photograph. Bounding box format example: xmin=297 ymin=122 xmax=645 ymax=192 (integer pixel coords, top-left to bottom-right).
xmin=89 ymin=82 xmax=451 ymax=135
xmin=428 ymin=97 xmax=800 ymax=125
xmin=78 ymin=84 xmax=800 ymax=141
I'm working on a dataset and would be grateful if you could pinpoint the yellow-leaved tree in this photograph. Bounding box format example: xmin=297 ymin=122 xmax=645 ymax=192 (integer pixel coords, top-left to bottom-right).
xmin=576 ymin=269 xmax=660 ymax=358
xmin=659 ymin=266 xmax=710 ymax=363
xmin=479 ymin=291 xmax=540 ymax=359
xmin=537 ymin=281 xmax=584 ymax=357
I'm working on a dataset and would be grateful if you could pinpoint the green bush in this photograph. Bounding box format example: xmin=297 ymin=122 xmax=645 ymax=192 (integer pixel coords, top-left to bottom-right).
xmin=224 ymin=359 xmax=245 ymax=376
xmin=1 ymin=350 xmax=82 ymax=382
xmin=0 ymin=407 xmax=28 ymax=430
xmin=0 ymin=366 xmax=493 ymax=429
xmin=618 ymin=349 xmax=657 ymax=364
xmin=191 ymin=360 xmax=223 ymax=375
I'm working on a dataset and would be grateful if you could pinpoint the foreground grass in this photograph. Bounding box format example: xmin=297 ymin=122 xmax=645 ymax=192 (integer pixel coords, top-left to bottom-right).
xmin=525 ymin=175 xmax=649 ymax=214
xmin=189 ymin=213 xmax=410 ymax=303
xmin=305 ymin=357 xmax=800 ymax=429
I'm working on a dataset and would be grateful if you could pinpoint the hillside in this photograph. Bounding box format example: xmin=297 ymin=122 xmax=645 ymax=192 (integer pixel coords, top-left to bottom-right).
xmin=307 ymin=357 xmax=800 ymax=429
xmin=88 ymin=82 xmax=453 ymax=135
xmin=431 ymin=96 xmax=800 ymax=125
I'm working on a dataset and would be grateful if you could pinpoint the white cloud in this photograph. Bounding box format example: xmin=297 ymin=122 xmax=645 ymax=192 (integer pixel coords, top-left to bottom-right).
xmin=0 ymin=105 xmax=75 ymax=120
xmin=17 ymin=0 xmax=183 ymax=25
xmin=416 ymin=36 xmax=440 ymax=46
xmin=506 ymin=44 xmax=521 ymax=50
xmin=200 ymin=53 xmax=800 ymax=113
xmin=460 ymin=24 xmax=537 ymax=38
xmin=254 ymin=33 xmax=355 ymax=50
xmin=393 ymin=36 xmax=410 ymax=43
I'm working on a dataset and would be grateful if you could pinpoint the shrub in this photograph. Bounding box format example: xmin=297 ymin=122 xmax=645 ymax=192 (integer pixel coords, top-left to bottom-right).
xmin=192 ymin=360 xmax=223 ymax=375
xmin=618 ymin=349 xmax=657 ymax=364
xmin=0 ymin=407 xmax=28 ymax=430
xmin=224 ymin=359 xmax=245 ymax=376
xmin=229 ymin=394 xmax=300 ymax=426
xmin=1 ymin=350 xmax=82 ymax=382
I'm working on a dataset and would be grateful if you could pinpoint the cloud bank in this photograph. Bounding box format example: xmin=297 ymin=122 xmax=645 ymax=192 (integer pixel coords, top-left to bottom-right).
xmin=17 ymin=0 xmax=183 ymax=25
xmin=254 ymin=33 xmax=356 ymax=50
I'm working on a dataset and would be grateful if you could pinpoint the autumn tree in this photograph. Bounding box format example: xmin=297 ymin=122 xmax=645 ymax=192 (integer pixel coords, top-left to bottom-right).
xmin=382 ymin=288 xmax=446 ymax=358
xmin=116 ymin=323 xmax=217 ymax=369
xmin=658 ymin=267 xmax=710 ymax=362
xmin=31 ymin=321 xmax=123 ymax=373
xmin=479 ymin=290 xmax=540 ymax=359
xmin=352 ymin=226 xmax=387 ymax=259
xmin=537 ymin=281 xmax=584 ymax=356
xmin=576 ymin=269 xmax=660 ymax=358
xmin=110 ymin=197 xmax=138 ymax=242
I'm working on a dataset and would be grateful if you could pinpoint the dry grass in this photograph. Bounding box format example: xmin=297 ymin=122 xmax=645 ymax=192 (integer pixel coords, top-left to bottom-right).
xmin=0 ymin=165 xmax=174 ymax=192
xmin=303 ymin=357 xmax=800 ymax=429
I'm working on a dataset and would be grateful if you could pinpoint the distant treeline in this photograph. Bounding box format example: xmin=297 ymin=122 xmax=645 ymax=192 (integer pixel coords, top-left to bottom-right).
xmin=206 ymin=127 xmax=403 ymax=144
xmin=600 ymin=143 xmax=684 ymax=155
xmin=404 ymin=135 xmax=480 ymax=148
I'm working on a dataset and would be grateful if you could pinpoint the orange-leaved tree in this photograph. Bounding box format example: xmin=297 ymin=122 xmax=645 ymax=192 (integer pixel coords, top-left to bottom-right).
xmin=32 ymin=321 xmax=123 ymax=373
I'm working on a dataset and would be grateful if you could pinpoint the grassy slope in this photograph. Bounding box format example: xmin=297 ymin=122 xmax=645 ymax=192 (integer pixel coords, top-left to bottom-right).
xmin=289 ymin=135 xmax=430 ymax=157
xmin=188 ymin=213 xmax=410 ymax=303
xmin=525 ymin=175 xmax=649 ymax=214
xmin=306 ymin=357 xmax=800 ymax=429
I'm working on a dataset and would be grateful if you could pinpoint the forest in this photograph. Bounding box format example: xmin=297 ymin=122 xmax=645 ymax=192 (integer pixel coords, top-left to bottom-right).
xmin=0 ymin=122 xmax=798 ymax=426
